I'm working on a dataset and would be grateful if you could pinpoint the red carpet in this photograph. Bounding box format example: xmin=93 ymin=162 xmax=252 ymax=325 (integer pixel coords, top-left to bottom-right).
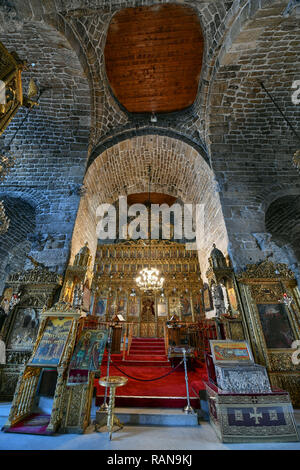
xmin=4 ymin=413 xmax=53 ymax=435
xmin=96 ymin=337 xmax=207 ymax=408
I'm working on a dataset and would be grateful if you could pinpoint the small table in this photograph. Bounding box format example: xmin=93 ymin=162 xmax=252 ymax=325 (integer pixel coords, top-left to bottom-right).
xmin=168 ymin=345 xmax=196 ymax=370
xmin=98 ymin=376 xmax=128 ymax=440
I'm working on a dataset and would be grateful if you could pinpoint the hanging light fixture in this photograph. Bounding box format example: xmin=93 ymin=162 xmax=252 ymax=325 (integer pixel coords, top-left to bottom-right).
xmin=135 ymin=166 xmax=164 ymax=293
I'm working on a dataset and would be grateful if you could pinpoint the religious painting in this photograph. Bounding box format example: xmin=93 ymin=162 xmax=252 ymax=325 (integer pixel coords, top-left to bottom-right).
xmin=128 ymin=296 xmax=140 ymax=317
xmin=180 ymin=296 xmax=192 ymax=318
xmin=82 ymin=282 xmax=91 ymax=313
xmin=257 ymin=303 xmax=295 ymax=349
xmin=169 ymin=296 xmax=179 ymax=317
xmin=117 ymin=297 xmax=127 ymax=317
xmin=8 ymin=307 xmax=41 ymax=351
xmin=192 ymin=295 xmax=202 ymax=319
xmin=29 ymin=317 xmax=73 ymax=367
xmin=94 ymin=298 xmax=107 ymax=317
xmin=107 ymin=296 xmax=116 ymax=318
xmin=210 ymin=340 xmax=253 ymax=364
xmin=227 ymin=286 xmax=238 ymax=312
xmin=202 ymin=285 xmax=213 ymax=311
xmin=69 ymin=329 xmax=108 ymax=372
xmin=157 ymin=298 xmax=168 ymax=317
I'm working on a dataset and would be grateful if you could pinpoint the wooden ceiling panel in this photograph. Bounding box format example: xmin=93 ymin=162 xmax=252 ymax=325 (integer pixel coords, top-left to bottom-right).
xmin=127 ymin=193 xmax=177 ymax=206
xmin=104 ymin=4 xmax=204 ymax=113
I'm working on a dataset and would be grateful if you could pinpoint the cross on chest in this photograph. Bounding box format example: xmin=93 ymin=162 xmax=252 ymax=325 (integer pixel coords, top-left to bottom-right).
xmin=249 ymin=407 xmax=263 ymax=424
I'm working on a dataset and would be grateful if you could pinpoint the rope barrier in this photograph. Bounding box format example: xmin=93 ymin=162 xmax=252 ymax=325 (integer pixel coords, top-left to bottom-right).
xmin=109 ymin=359 xmax=184 ymax=382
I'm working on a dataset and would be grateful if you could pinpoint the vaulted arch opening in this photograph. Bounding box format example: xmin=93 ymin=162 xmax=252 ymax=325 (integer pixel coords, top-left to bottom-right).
xmin=70 ymin=134 xmax=229 ymax=279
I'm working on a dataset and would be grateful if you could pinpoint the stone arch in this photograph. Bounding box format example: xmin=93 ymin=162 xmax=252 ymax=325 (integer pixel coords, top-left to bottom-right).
xmin=70 ymin=134 xmax=229 ymax=279
xmin=0 ymin=189 xmax=50 ymax=219
xmin=87 ymin=127 xmax=210 ymax=169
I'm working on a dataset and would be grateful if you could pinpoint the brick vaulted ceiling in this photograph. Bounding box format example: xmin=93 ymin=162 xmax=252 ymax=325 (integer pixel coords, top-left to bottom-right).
xmin=104 ymin=4 xmax=204 ymax=114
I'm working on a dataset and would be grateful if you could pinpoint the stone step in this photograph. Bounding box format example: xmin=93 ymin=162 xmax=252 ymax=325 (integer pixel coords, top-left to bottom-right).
xmin=95 ymin=407 xmax=200 ymax=426
xmin=130 ymin=348 xmax=166 ymax=355
xmin=131 ymin=338 xmax=165 ymax=343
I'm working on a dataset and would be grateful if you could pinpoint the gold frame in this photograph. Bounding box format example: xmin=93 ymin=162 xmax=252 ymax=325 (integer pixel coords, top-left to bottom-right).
xmin=236 ymin=260 xmax=300 ymax=406
xmin=27 ymin=316 xmax=74 ymax=368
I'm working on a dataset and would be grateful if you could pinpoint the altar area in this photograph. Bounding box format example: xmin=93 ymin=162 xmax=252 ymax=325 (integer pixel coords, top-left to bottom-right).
xmin=89 ymin=239 xmax=206 ymax=338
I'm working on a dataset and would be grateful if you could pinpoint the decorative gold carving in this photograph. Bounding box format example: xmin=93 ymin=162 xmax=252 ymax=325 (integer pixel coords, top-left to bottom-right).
xmin=7 ymin=262 xmax=63 ymax=286
xmin=92 ymin=239 xmax=204 ymax=332
xmin=222 ymin=319 xmax=245 ymax=341
xmin=268 ymin=351 xmax=300 ymax=372
xmin=236 ymin=261 xmax=300 ymax=406
xmin=46 ymin=367 xmax=66 ymax=433
xmin=249 ymin=283 xmax=283 ymax=303
xmin=237 ymin=260 xmax=295 ymax=281
xmin=269 ymin=373 xmax=300 ymax=407
xmin=0 ymin=41 xmax=26 ymax=136
xmin=43 ymin=300 xmax=78 ymax=315
xmin=5 ymin=304 xmax=82 ymax=432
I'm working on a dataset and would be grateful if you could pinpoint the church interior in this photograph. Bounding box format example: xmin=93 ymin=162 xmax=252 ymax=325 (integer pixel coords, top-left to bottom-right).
xmin=0 ymin=0 xmax=299 ymax=452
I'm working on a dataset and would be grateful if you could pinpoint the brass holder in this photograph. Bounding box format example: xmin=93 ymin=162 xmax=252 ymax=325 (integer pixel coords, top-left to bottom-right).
xmin=99 ymin=326 xmax=113 ymax=412
xmin=98 ymin=376 xmax=128 ymax=440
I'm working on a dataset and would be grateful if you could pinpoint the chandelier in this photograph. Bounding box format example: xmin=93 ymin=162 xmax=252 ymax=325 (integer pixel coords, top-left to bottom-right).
xmin=136 ymin=267 xmax=164 ymax=293
xmin=135 ymin=165 xmax=164 ymax=293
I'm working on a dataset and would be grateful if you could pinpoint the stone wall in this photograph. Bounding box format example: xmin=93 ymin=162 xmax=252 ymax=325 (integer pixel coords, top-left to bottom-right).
xmin=206 ymin=1 xmax=300 ymax=273
xmin=0 ymin=19 xmax=91 ymax=286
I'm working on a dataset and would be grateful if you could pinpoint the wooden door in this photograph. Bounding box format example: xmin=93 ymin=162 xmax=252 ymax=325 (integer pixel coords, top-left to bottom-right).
xmin=140 ymin=298 xmax=156 ymax=338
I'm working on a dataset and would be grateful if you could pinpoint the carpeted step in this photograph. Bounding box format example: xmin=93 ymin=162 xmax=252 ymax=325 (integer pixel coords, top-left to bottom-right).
xmin=126 ymin=354 xmax=167 ymax=361
xmin=129 ymin=350 xmax=166 ymax=355
xmin=96 ymin=396 xmax=200 ymax=409
xmin=131 ymin=339 xmax=165 ymax=343
xmin=121 ymin=360 xmax=171 ymax=367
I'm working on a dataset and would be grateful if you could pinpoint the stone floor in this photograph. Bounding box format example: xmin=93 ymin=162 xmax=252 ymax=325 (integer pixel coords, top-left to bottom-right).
xmin=0 ymin=400 xmax=299 ymax=451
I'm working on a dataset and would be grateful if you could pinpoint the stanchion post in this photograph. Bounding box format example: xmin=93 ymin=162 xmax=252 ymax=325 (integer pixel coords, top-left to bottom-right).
xmin=99 ymin=325 xmax=113 ymax=412
xmin=182 ymin=348 xmax=195 ymax=415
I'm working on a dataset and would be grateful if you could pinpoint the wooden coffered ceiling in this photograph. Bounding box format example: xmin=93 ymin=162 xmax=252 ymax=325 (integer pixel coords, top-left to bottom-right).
xmin=104 ymin=4 xmax=204 ymax=114
xmin=127 ymin=193 xmax=177 ymax=206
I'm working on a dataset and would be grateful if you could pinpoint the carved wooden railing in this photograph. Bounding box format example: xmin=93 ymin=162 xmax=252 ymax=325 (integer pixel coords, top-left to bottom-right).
xmin=6 ymin=366 xmax=41 ymax=427
xmin=164 ymin=323 xmax=169 ymax=355
xmin=127 ymin=323 xmax=134 ymax=356
xmin=122 ymin=323 xmax=128 ymax=360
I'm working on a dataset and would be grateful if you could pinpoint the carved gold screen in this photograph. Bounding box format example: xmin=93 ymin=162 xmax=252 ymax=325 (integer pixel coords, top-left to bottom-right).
xmin=92 ymin=240 xmax=204 ymax=337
